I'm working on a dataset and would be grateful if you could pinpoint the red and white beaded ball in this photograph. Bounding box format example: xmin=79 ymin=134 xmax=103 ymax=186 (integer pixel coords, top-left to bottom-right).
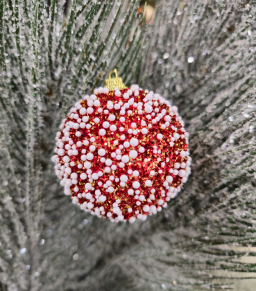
xmin=52 ymin=84 xmax=191 ymax=223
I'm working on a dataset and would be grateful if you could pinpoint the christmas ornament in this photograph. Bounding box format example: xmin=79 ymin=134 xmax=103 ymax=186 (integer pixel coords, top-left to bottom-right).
xmin=52 ymin=70 xmax=191 ymax=223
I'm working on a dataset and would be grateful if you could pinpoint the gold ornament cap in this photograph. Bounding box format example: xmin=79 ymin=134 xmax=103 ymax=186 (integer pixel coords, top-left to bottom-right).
xmin=105 ymin=69 xmax=127 ymax=91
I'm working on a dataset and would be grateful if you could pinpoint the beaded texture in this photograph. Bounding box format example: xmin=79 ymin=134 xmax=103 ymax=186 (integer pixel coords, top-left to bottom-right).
xmin=52 ymin=85 xmax=191 ymax=223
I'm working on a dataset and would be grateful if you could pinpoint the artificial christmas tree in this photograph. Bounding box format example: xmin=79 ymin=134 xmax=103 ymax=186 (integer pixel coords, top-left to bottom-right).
xmin=0 ymin=0 xmax=256 ymax=290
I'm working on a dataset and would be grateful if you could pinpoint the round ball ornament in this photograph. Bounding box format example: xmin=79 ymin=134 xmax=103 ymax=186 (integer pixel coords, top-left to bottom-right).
xmin=52 ymin=70 xmax=191 ymax=223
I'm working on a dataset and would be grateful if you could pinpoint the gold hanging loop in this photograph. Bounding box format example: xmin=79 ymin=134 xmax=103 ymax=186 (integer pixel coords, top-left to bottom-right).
xmin=105 ymin=69 xmax=127 ymax=91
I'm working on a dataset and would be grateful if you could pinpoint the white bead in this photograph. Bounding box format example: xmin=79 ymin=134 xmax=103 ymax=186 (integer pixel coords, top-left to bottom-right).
xmin=158 ymin=199 xmax=164 ymax=205
xmin=128 ymin=189 xmax=134 ymax=195
xmin=164 ymin=115 xmax=171 ymax=122
xmin=72 ymin=149 xmax=78 ymax=155
xmin=105 ymin=167 xmax=111 ymax=173
xmin=99 ymin=129 xmax=106 ymax=136
xmin=98 ymin=149 xmax=105 ymax=156
xmin=145 ymin=105 xmax=153 ymax=113
xmin=109 ymin=114 xmax=115 ymax=121
xmin=105 ymin=159 xmax=112 ymax=166
xmin=63 ymin=156 xmax=70 ymax=163
xmin=79 ymin=108 xmax=86 ymax=115
xmin=121 ymin=155 xmax=129 ymax=163
xmin=81 ymin=155 xmax=87 ymax=161
xmin=179 ymin=169 xmax=186 ymax=177
xmin=180 ymin=162 xmax=186 ymax=168
xmin=84 ymin=161 xmax=91 ymax=169
xmin=103 ymin=121 xmax=109 ymax=128
xmin=87 ymin=202 xmax=94 ymax=209
xmin=58 ymin=149 xmax=65 ymax=156
xmin=110 ymin=125 xmax=117 ymax=131
xmin=174 ymin=133 xmax=180 ymax=140
xmin=120 ymin=110 xmax=125 ymax=115
xmin=72 ymin=196 xmax=78 ymax=204
xmin=130 ymin=138 xmax=138 ymax=147
xmin=70 ymin=173 xmax=77 ymax=179
xmin=133 ymin=181 xmax=140 ymax=189
xmin=65 ymin=144 xmax=71 ymax=150
xmin=107 ymin=101 xmax=113 ymax=109
xmin=90 ymin=94 xmax=97 ymax=101
xmin=115 ymin=90 xmax=121 ymax=97
xmin=129 ymin=150 xmax=138 ymax=159
xmin=143 ymin=205 xmax=150 ymax=212
xmin=123 ymin=93 xmax=129 ymax=99
xmin=124 ymin=141 xmax=130 ymax=148
xmin=83 ymin=94 xmax=89 ymax=100
xmin=145 ymin=180 xmax=152 ymax=187
xmin=120 ymin=175 xmax=128 ymax=182
xmin=89 ymin=145 xmax=96 ymax=152
xmin=139 ymin=195 xmax=145 ymax=201
xmin=131 ymin=122 xmax=136 ymax=128
xmin=120 ymin=182 xmax=126 ymax=187
xmin=139 ymin=147 xmax=145 ymax=153
xmin=108 ymin=186 xmax=114 ymax=193
xmin=174 ymin=163 xmax=180 ymax=169
xmin=87 ymin=153 xmax=94 ymax=160
xmin=134 ymin=90 xmax=139 ymax=96
xmin=85 ymin=183 xmax=92 ymax=190
xmin=119 ymin=162 xmax=124 ymax=168
xmin=82 ymin=116 xmax=88 ymax=123
xmin=114 ymin=103 xmax=120 ymax=110
xmin=65 ymin=167 xmax=71 ymax=174
xmin=173 ymin=169 xmax=179 ymax=175
xmin=94 ymin=100 xmax=100 ymax=107
xmin=141 ymin=128 xmax=148 ymax=135
xmin=87 ymin=107 xmax=94 ymax=114
xmin=87 ymin=100 xmax=93 ymax=106
xmin=92 ymin=173 xmax=98 ymax=180
xmin=166 ymin=176 xmax=173 ymax=183
xmin=157 ymin=133 xmax=163 ymax=140
xmin=180 ymin=151 xmax=187 ymax=157
xmin=150 ymin=205 xmax=157 ymax=214
xmin=129 ymin=216 xmax=136 ymax=223
xmin=80 ymin=173 xmax=87 ymax=180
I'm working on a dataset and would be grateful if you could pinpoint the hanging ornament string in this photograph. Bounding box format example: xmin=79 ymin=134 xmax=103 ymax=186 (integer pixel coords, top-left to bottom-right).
xmin=105 ymin=69 xmax=127 ymax=91
xmin=52 ymin=69 xmax=191 ymax=223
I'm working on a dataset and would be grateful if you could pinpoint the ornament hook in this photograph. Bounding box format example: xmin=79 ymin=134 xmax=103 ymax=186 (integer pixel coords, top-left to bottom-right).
xmin=105 ymin=69 xmax=126 ymax=91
